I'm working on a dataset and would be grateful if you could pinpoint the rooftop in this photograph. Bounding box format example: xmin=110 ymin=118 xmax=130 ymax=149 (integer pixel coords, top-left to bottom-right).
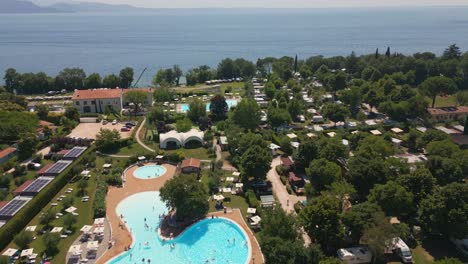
xmin=181 ymin=158 xmax=201 ymax=169
xmin=13 ymin=180 xmax=33 ymax=195
xmin=427 ymin=106 xmax=468 ymax=116
xmin=0 ymin=147 xmax=16 ymax=159
xmin=72 ymin=88 xmax=122 ymax=100
xmin=280 ymin=156 xmax=294 ymax=167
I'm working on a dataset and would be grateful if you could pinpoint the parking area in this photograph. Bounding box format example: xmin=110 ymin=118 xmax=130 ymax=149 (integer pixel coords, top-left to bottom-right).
xmin=68 ymin=122 xmax=132 ymax=140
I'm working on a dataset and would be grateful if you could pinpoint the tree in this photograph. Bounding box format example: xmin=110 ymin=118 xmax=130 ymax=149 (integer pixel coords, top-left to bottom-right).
xmin=306 ymin=159 xmax=341 ymax=192
xmin=63 ymin=214 xmax=77 ymax=229
xmin=187 ymin=98 xmax=206 ymax=123
xmin=294 ymin=139 xmax=319 ymax=169
xmin=321 ymin=103 xmax=350 ymax=123
xmin=326 ymin=71 xmax=347 ymax=94
xmin=0 ymin=256 xmax=10 ymax=264
xmin=56 ymin=68 xmax=86 ymax=90
xmin=14 ymin=231 xmax=33 ymax=249
xmin=260 ymin=205 xmax=300 ymax=241
xmin=153 ymin=87 xmax=174 ymax=102
xmin=42 ymin=232 xmax=60 ymax=255
xmin=240 ymin=145 xmax=272 ymax=181
xmin=160 ymin=174 xmax=208 ymax=220
xmin=419 ymin=76 xmax=457 ymax=108
xmin=318 ymin=137 xmax=348 ymax=162
xmin=209 ymin=95 xmax=228 ymax=121
xmin=217 ymin=58 xmax=239 ymax=79
xmin=17 ymin=133 xmax=38 ymax=160
xmin=279 ymin=136 xmax=293 ymax=156
xmin=267 ymin=106 xmax=291 ymax=128
xmin=153 ymin=68 xmax=175 ymax=87
xmin=77 ymin=179 xmax=88 ymax=196
xmin=95 ymin=128 xmax=121 ymax=152
xmin=231 ymin=98 xmax=261 ymax=130
xmin=65 ymin=106 xmax=80 ymax=121
xmin=287 ymin=98 xmax=303 ymax=119
xmin=361 ymin=212 xmax=396 ymax=263
xmin=0 ymin=111 xmax=38 ymax=141
xmin=35 ymin=104 xmax=49 ymax=120
xmin=175 ymin=118 xmax=192 ymax=132
xmin=442 ymin=44 xmax=462 ymax=60
xmin=426 ymin=156 xmax=463 ymax=185
xmin=172 ymin=65 xmax=183 ymax=86
xmin=348 ymin=156 xmax=389 ymax=196
xmin=299 ymin=195 xmax=345 ymax=252
xmin=418 ymin=182 xmax=468 ymax=238
xmin=397 ymin=168 xmax=436 ymax=205
xmin=119 ymin=67 xmax=134 ymax=88
xmin=4 ymin=68 xmax=21 ymax=93
xmin=124 ymin=90 xmax=148 ymax=114
xmin=102 ymin=74 xmax=120 ymax=88
xmin=342 ymin=202 xmax=383 ymax=244
xmin=84 ymin=73 xmax=102 ymax=88
xmin=385 ymin=47 xmax=391 ymax=57
xmin=368 ymin=181 xmax=414 ymax=217
xmin=355 ymin=136 xmax=393 ymax=159
xmin=39 ymin=210 xmax=55 ymax=229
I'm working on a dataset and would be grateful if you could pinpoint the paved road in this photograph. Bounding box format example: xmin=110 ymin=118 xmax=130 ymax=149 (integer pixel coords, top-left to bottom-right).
xmin=267 ymin=157 xmax=306 ymax=213
xmin=135 ymin=117 xmax=155 ymax=153
xmin=266 ymin=157 xmax=311 ymax=245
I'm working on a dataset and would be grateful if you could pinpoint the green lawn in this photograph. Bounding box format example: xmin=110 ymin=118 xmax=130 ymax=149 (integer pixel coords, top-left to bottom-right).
xmin=7 ymin=174 xmax=98 ymax=264
xmin=112 ymin=142 xmax=153 ymax=156
xmin=406 ymin=238 xmax=467 ymax=264
xmin=164 ymin=148 xmax=214 ymax=160
xmin=429 ymin=95 xmax=458 ymax=107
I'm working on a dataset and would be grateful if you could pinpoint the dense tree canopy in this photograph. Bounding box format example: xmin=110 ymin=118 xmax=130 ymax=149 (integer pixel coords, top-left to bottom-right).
xmin=231 ymin=98 xmax=261 ymax=130
xmin=187 ymin=98 xmax=206 ymax=123
xmin=160 ymin=174 xmax=209 ymax=220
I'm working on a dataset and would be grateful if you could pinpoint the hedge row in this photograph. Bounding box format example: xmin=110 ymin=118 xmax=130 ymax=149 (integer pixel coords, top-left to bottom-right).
xmin=93 ymin=180 xmax=107 ymax=218
xmin=0 ymin=146 xmax=95 ymax=250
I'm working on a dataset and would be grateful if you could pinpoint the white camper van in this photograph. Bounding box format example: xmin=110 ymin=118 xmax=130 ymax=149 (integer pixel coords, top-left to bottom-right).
xmin=337 ymin=247 xmax=372 ymax=264
xmin=385 ymin=237 xmax=413 ymax=263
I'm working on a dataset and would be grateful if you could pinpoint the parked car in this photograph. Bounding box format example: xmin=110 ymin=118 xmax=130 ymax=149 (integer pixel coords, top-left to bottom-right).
xmin=125 ymin=122 xmax=135 ymax=127
xmin=102 ymin=120 xmax=108 ymax=125
xmin=121 ymin=127 xmax=130 ymax=132
xmin=112 ymin=119 xmax=117 ymax=125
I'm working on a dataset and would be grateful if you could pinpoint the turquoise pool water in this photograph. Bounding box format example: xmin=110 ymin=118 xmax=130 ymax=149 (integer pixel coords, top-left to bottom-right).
xmin=133 ymin=165 xmax=167 ymax=179
xmin=180 ymin=99 xmax=238 ymax=113
xmin=108 ymin=192 xmax=251 ymax=264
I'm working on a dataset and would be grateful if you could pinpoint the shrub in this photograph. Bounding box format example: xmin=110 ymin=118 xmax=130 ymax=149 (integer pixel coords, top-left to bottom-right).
xmin=245 ymin=190 xmax=259 ymax=208
xmin=14 ymin=231 xmax=33 ymax=249
xmin=0 ymin=147 xmax=94 ymax=251
xmin=93 ymin=181 xmax=108 ymax=218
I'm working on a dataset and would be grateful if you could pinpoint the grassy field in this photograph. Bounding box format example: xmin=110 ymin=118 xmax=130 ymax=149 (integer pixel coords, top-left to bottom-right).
xmin=430 ymin=95 xmax=458 ymax=107
xmin=7 ymin=173 xmax=98 ymax=264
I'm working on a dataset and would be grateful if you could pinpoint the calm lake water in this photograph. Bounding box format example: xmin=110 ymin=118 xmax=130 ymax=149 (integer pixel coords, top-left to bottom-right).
xmin=0 ymin=7 xmax=468 ymax=85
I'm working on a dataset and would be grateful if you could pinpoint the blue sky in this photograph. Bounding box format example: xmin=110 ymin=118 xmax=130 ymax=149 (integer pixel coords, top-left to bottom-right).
xmin=34 ymin=0 xmax=468 ymax=8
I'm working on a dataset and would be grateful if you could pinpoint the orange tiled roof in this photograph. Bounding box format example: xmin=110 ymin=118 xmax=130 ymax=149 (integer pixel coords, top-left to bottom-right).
xmin=72 ymin=89 xmax=122 ymax=100
xmin=14 ymin=180 xmax=33 ymax=195
xmin=427 ymin=106 xmax=468 ymax=116
xmin=0 ymin=147 xmax=16 ymax=159
xmin=181 ymin=158 xmax=201 ymax=169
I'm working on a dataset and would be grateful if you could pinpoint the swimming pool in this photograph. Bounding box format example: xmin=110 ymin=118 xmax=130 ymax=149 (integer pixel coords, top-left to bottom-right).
xmin=108 ymin=192 xmax=251 ymax=264
xmin=180 ymin=99 xmax=238 ymax=113
xmin=133 ymin=165 xmax=167 ymax=179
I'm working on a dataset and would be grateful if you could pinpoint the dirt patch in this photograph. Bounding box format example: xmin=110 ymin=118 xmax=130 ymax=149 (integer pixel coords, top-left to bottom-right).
xmin=68 ymin=122 xmax=132 ymax=140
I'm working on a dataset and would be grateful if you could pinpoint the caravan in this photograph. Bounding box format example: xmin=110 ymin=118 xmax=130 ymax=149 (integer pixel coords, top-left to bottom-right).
xmin=385 ymin=237 xmax=413 ymax=263
xmin=337 ymin=247 xmax=372 ymax=264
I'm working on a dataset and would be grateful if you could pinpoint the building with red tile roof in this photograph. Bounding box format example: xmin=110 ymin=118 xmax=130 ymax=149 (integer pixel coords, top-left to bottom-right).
xmin=180 ymin=158 xmax=201 ymax=174
xmin=0 ymin=201 xmax=8 ymax=209
xmin=13 ymin=180 xmax=33 ymax=196
xmin=0 ymin=147 xmax=16 ymax=164
xmin=280 ymin=156 xmax=294 ymax=167
xmin=37 ymin=163 xmax=53 ymax=176
xmin=72 ymin=88 xmax=153 ymax=114
xmin=427 ymin=106 xmax=468 ymax=121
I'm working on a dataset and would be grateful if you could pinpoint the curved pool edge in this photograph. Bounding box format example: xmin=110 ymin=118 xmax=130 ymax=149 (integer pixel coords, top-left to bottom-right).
xmin=104 ymin=191 xmax=153 ymax=264
xmin=156 ymin=216 xmax=253 ymax=264
xmin=105 ymin=191 xmax=253 ymax=264
xmin=133 ymin=164 xmax=167 ymax=180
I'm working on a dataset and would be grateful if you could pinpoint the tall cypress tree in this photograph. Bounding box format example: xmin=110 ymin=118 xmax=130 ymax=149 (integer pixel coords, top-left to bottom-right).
xmin=294 ymin=54 xmax=298 ymax=73
xmin=375 ymin=48 xmax=379 ymax=58
xmin=385 ymin=47 xmax=391 ymax=57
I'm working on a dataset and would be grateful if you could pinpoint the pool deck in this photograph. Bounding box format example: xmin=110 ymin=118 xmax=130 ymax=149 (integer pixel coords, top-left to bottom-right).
xmin=96 ymin=162 xmax=264 ymax=264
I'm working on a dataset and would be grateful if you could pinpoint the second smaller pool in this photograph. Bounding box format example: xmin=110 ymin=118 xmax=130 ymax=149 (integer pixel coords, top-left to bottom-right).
xmin=134 ymin=165 xmax=167 ymax=179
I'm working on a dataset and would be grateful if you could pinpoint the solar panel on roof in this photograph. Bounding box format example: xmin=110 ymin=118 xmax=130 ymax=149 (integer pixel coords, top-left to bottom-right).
xmin=46 ymin=160 xmax=72 ymax=175
xmin=63 ymin=147 xmax=87 ymax=159
xmin=0 ymin=198 xmax=29 ymax=217
xmin=23 ymin=178 xmax=52 ymax=193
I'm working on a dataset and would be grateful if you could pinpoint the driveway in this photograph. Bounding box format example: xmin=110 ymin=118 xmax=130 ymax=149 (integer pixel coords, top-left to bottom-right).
xmin=267 ymin=157 xmax=306 ymax=213
xmin=69 ymin=122 xmax=131 ymax=140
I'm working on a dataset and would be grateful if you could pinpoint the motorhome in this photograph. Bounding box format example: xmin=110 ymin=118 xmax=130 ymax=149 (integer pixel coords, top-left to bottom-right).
xmin=337 ymin=247 xmax=372 ymax=264
xmin=385 ymin=237 xmax=413 ymax=263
